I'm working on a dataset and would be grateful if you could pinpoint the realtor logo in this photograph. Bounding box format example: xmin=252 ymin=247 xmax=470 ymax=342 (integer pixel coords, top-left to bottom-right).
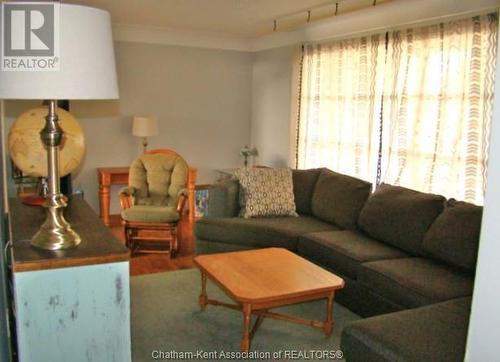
xmin=1 ymin=1 xmax=60 ymax=71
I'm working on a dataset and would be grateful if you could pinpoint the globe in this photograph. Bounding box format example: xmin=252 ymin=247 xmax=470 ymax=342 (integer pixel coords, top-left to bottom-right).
xmin=8 ymin=107 xmax=85 ymax=178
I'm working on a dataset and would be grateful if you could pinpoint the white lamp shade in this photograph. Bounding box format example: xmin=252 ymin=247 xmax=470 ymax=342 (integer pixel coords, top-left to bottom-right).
xmin=0 ymin=3 xmax=119 ymax=99
xmin=132 ymin=116 xmax=158 ymax=138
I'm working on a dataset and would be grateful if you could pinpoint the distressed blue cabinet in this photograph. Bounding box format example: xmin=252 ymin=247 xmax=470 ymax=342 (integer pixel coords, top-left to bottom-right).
xmin=9 ymin=196 xmax=131 ymax=362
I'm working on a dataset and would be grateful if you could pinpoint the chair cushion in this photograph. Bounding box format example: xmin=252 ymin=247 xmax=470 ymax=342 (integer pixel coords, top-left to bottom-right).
xmin=129 ymin=153 xmax=188 ymax=207
xmin=341 ymin=297 xmax=471 ymax=362
xmin=423 ymin=199 xmax=482 ymax=272
xmin=121 ymin=205 xmax=180 ymax=223
xmin=358 ymin=258 xmax=473 ymax=308
xmin=234 ymin=168 xmax=298 ymax=218
xmin=292 ymin=168 xmax=322 ymax=215
xmin=195 ymin=216 xmax=339 ymax=251
xmin=358 ymin=184 xmax=445 ymax=255
xmin=298 ymin=231 xmax=407 ymax=279
xmin=311 ymin=169 xmax=372 ymax=230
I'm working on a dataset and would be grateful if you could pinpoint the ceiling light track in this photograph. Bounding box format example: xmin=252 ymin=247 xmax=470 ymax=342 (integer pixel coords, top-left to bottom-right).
xmin=272 ymin=0 xmax=381 ymax=33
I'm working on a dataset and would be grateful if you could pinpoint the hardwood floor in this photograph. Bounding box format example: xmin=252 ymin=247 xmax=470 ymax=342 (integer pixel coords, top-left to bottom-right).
xmin=110 ymin=217 xmax=196 ymax=276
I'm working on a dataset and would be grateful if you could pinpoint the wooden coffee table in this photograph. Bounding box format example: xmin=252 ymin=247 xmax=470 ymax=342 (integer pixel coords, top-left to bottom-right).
xmin=193 ymin=247 xmax=345 ymax=352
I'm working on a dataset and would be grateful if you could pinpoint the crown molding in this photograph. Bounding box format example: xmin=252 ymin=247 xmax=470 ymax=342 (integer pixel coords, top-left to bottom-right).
xmin=112 ymin=23 xmax=253 ymax=52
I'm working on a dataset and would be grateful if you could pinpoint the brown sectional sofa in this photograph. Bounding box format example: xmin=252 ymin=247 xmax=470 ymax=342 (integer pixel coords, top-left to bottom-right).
xmin=194 ymin=168 xmax=482 ymax=361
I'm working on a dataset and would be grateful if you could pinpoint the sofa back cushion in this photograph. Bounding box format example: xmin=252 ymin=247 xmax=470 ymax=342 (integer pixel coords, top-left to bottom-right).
xmin=423 ymin=199 xmax=483 ymax=272
xmin=207 ymin=179 xmax=240 ymax=218
xmin=358 ymin=184 xmax=445 ymax=255
xmin=311 ymin=169 xmax=372 ymax=230
xmin=292 ymin=168 xmax=322 ymax=215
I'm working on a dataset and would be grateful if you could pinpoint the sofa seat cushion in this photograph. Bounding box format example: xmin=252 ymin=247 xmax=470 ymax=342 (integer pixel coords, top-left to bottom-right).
xmin=423 ymin=199 xmax=483 ymax=272
xmin=121 ymin=205 xmax=180 ymax=223
xmin=311 ymin=169 xmax=372 ymax=230
xmin=195 ymin=216 xmax=339 ymax=250
xmin=358 ymin=258 xmax=473 ymax=308
xmin=298 ymin=231 xmax=408 ymax=279
xmin=341 ymin=297 xmax=471 ymax=362
xmin=358 ymin=183 xmax=445 ymax=255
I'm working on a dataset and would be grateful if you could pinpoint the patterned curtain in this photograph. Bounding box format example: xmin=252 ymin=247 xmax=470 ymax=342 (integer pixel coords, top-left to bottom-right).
xmin=297 ymin=35 xmax=386 ymax=182
xmin=296 ymin=13 xmax=497 ymax=204
xmin=381 ymin=14 xmax=497 ymax=204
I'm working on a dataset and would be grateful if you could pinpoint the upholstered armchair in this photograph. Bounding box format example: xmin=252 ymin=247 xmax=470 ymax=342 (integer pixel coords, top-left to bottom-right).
xmin=119 ymin=149 xmax=196 ymax=255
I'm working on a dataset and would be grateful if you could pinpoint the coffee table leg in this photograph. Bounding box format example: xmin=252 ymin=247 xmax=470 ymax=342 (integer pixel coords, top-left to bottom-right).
xmin=199 ymin=272 xmax=208 ymax=311
xmin=241 ymin=303 xmax=252 ymax=352
xmin=323 ymin=291 xmax=334 ymax=335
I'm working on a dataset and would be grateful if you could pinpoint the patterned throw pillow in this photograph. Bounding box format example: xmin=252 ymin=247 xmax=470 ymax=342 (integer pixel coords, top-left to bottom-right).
xmin=234 ymin=168 xmax=298 ymax=218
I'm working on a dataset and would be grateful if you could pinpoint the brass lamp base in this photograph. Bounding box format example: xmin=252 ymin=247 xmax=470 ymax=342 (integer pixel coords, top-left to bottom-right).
xmin=31 ymin=100 xmax=81 ymax=250
xmin=31 ymin=194 xmax=81 ymax=250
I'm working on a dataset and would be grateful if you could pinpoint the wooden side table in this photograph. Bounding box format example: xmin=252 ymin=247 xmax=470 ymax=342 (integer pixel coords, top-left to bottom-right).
xmin=97 ymin=167 xmax=129 ymax=226
xmin=215 ymin=168 xmax=236 ymax=181
xmin=97 ymin=166 xmax=197 ymax=227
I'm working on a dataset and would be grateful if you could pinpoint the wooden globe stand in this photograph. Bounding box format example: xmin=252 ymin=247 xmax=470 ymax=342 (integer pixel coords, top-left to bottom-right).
xmin=21 ymin=195 xmax=46 ymax=207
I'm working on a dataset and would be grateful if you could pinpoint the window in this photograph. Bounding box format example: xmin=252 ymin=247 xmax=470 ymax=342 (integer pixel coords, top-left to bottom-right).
xmin=297 ymin=35 xmax=385 ymax=183
xmin=296 ymin=14 xmax=498 ymax=204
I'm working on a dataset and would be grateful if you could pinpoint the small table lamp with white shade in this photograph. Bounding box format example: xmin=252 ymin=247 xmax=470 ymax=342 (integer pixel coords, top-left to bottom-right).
xmin=0 ymin=3 xmax=119 ymax=250
xmin=132 ymin=115 xmax=158 ymax=153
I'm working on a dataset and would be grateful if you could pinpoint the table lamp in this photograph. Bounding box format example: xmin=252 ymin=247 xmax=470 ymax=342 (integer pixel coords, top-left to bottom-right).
xmin=132 ymin=115 xmax=158 ymax=153
xmin=240 ymin=146 xmax=258 ymax=168
xmin=0 ymin=3 xmax=119 ymax=250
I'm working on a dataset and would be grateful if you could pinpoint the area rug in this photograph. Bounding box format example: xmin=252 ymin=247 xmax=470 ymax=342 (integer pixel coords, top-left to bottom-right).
xmin=131 ymin=268 xmax=360 ymax=361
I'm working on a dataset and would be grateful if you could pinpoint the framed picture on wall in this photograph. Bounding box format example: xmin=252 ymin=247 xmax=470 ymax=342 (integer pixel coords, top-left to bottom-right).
xmin=195 ymin=185 xmax=210 ymax=218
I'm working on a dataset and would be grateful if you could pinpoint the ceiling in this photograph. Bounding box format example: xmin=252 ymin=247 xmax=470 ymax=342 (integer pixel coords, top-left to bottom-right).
xmin=64 ymin=0 xmax=392 ymax=37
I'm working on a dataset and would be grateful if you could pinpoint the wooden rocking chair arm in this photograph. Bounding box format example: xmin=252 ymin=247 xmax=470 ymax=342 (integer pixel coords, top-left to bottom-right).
xmin=176 ymin=193 xmax=187 ymax=215
xmin=119 ymin=186 xmax=136 ymax=210
xmin=119 ymin=195 xmax=134 ymax=210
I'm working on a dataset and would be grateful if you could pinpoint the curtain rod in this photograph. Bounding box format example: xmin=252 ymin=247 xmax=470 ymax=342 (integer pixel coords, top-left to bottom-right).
xmin=302 ymin=6 xmax=499 ymax=46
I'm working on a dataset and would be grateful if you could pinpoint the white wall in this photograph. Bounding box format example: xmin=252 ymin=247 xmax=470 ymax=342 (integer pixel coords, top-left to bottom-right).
xmin=251 ymin=46 xmax=295 ymax=167
xmin=4 ymin=41 xmax=253 ymax=212
xmin=465 ymin=24 xmax=500 ymax=361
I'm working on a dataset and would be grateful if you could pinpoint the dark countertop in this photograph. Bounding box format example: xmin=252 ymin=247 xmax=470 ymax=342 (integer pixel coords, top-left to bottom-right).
xmin=9 ymin=195 xmax=129 ymax=272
